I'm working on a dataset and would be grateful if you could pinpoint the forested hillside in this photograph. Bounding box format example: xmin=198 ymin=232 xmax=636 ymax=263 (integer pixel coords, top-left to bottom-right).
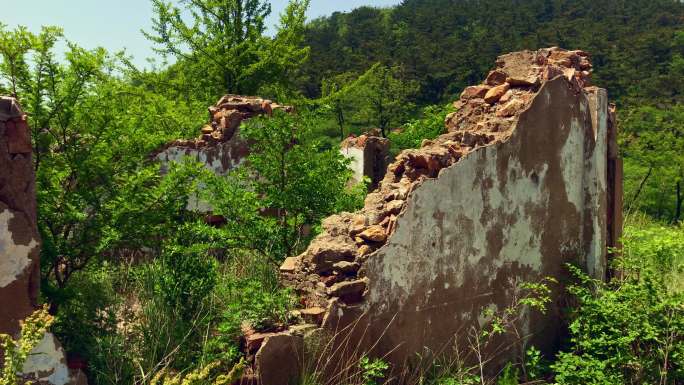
xmin=302 ymin=0 xmax=684 ymax=105
xmin=301 ymin=0 xmax=684 ymax=221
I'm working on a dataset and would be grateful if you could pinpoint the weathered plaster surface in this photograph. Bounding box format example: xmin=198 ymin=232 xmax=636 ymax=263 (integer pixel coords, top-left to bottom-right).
xmin=22 ymin=332 xmax=71 ymax=385
xmin=584 ymin=88 xmax=609 ymax=278
xmin=156 ymin=141 xmax=247 ymax=176
xmin=341 ymin=147 xmax=365 ymax=185
xmin=333 ymin=77 xmax=610 ymax=364
xmin=0 ymin=208 xmax=37 ymax=288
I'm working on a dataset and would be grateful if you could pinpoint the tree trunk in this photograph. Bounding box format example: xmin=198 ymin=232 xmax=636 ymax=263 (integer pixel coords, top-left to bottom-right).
xmin=626 ymin=166 xmax=653 ymax=215
xmin=675 ymin=180 xmax=682 ymax=223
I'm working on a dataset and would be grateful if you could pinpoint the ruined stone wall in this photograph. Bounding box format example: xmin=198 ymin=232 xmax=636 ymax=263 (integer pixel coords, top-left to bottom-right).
xmin=0 ymin=96 xmax=39 ymax=336
xmin=340 ymin=132 xmax=390 ymax=190
xmin=261 ymin=48 xmax=622 ymax=384
xmin=155 ymin=95 xmax=291 ymax=212
xmin=0 ymin=97 xmax=83 ymax=385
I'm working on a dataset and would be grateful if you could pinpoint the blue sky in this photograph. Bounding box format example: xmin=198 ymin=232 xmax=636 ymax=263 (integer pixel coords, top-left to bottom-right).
xmin=2 ymin=0 xmax=400 ymax=68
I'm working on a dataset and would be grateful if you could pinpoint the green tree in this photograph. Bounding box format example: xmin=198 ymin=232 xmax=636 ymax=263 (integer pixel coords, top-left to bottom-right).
xmin=621 ymin=105 xmax=684 ymax=222
xmin=0 ymin=24 xmax=206 ymax=300
xmin=144 ymin=0 xmax=310 ymax=99
xmin=321 ymin=71 xmax=359 ymax=140
xmin=204 ymin=109 xmax=364 ymax=259
xmin=354 ymin=63 xmax=418 ymax=137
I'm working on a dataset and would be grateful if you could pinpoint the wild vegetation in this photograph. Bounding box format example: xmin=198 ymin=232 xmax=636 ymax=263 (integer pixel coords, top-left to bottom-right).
xmin=0 ymin=0 xmax=683 ymax=384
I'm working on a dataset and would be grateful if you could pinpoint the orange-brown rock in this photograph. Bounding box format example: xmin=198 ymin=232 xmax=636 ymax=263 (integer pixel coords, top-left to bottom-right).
xmin=496 ymin=98 xmax=527 ymax=117
xmin=327 ymin=278 xmax=368 ymax=299
xmin=484 ymin=83 xmax=510 ymax=104
xmin=255 ymin=333 xmax=303 ymax=385
xmin=333 ymin=261 xmax=360 ymax=274
xmin=300 ymin=307 xmax=326 ymax=324
xmin=280 ymin=256 xmax=300 ymax=273
xmin=460 ymin=85 xmax=491 ymax=100
xmin=485 ymin=69 xmax=508 ymax=86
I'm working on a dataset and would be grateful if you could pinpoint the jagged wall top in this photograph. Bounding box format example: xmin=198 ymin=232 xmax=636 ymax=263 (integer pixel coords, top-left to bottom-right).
xmin=280 ymin=47 xmax=599 ymax=310
xmin=161 ymin=95 xmax=292 ymax=151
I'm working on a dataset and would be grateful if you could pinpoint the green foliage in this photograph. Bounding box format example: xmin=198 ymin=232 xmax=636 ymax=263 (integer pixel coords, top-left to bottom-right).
xmin=50 ymin=262 xmax=121 ymax=363
xmin=0 ymin=25 xmax=207 ymax=302
xmin=204 ymin=252 xmax=293 ymax=365
xmin=213 ymin=276 xmax=294 ymax=361
xmin=351 ymin=63 xmax=419 ymax=137
xmin=359 ymin=356 xmax=389 ymax=385
xmin=204 ymin=109 xmax=364 ymax=259
xmin=320 ymin=71 xmax=360 ymax=140
xmin=388 ymin=104 xmax=454 ymax=153
xmin=157 ymin=243 xmax=218 ymax=317
xmin=144 ymin=0 xmax=310 ymax=100
xmin=0 ymin=306 xmax=54 ymax=385
xmin=496 ymin=363 xmax=518 ymax=385
xmin=551 ymin=222 xmax=684 ymax=384
xmin=621 ymin=105 xmax=684 ymax=222
xmin=523 ymin=346 xmax=547 ymax=381
xmin=301 ymin=0 xmax=684 ymax=105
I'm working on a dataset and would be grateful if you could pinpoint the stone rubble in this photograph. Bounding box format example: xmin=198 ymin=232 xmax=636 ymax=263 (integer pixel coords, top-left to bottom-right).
xmin=159 ymin=95 xmax=292 ymax=152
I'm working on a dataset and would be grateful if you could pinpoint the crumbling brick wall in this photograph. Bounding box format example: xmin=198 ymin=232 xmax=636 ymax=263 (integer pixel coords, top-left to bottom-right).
xmin=0 ymin=97 xmax=82 ymax=385
xmin=248 ymin=48 xmax=622 ymax=384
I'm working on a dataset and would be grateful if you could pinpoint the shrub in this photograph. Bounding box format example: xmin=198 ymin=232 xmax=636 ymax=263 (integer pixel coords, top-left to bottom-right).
xmin=388 ymin=104 xmax=454 ymax=153
xmin=0 ymin=306 xmax=54 ymax=385
xmin=360 ymin=356 xmax=390 ymax=385
xmin=551 ymin=221 xmax=684 ymax=384
xmin=205 ymin=253 xmax=295 ymax=364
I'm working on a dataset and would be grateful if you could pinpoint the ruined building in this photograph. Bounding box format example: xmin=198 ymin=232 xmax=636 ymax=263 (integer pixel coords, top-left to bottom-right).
xmin=340 ymin=131 xmax=390 ymax=190
xmin=154 ymin=95 xmax=292 ymax=212
xmin=156 ymin=96 xmax=390 ymax=215
xmin=0 ymin=97 xmax=84 ymax=385
xmin=243 ymin=48 xmax=623 ymax=384
xmin=155 ymin=95 xmax=293 ymax=177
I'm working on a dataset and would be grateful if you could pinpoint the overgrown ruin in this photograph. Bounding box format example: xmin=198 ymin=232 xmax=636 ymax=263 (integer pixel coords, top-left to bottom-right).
xmin=0 ymin=97 xmax=84 ymax=385
xmin=154 ymin=95 xmax=291 ymax=212
xmin=243 ymin=47 xmax=623 ymax=384
xmin=1 ymin=46 xmax=624 ymax=385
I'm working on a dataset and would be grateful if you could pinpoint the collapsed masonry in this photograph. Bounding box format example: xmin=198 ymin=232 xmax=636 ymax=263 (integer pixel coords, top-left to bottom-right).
xmin=0 ymin=97 xmax=84 ymax=385
xmin=154 ymin=95 xmax=292 ymax=212
xmin=156 ymin=96 xmax=391 ymax=215
xmin=340 ymin=131 xmax=390 ymax=190
xmin=244 ymin=48 xmax=622 ymax=384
